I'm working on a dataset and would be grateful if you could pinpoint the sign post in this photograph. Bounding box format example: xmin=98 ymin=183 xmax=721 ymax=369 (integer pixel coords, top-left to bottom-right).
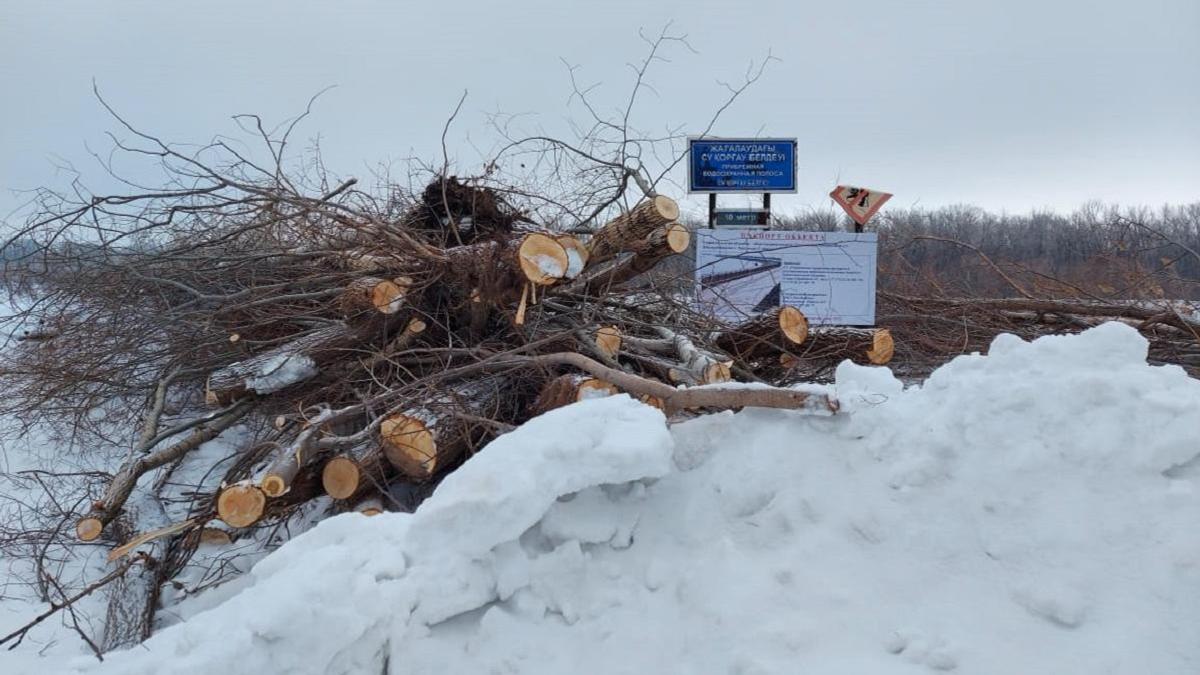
xmin=688 ymin=138 xmax=797 ymax=228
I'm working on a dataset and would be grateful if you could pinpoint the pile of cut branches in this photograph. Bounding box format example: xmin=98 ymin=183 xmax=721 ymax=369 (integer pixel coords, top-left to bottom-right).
xmin=0 ymin=163 xmax=873 ymax=649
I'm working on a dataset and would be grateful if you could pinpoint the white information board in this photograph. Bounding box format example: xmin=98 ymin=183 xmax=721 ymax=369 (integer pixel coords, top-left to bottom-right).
xmin=695 ymin=229 xmax=877 ymax=325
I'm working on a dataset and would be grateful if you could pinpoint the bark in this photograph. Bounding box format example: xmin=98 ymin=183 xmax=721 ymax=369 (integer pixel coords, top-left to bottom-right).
xmin=379 ymin=382 xmax=501 ymax=481
xmin=716 ymin=306 xmax=809 ymax=362
xmin=586 ymin=196 xmax=680 ymax=267
xmin=797 ymin=327 xmax=895 ymax=366
xmin=441 ymin=232 xmax=570 ymax=289
xmin=533 ymin=373 xmax=618 ymax=414
xmin=657 ymin=328 xmax=732 ymax=385
xmin=205 ymin=323 xmax=360 ymax=405
xmin=339 ymin=276 xmax=410 ymax=319
xmin=581 ymin=222 xmax=690 ymax=293
xmin=506 ymin=352 xmax=838 ymax=416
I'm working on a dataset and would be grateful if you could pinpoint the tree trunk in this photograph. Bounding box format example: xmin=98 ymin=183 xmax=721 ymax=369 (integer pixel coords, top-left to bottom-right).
xmin=339 ymin=276 xmax=410 ymax=319
xmin=379 ymin=382 xmax=500 ymax=481
xmin=216 ymin=483 xmax=266 ymax=528
xmin=533 ymin=373 xmax=619 ymax=414
xmin=586 ymin=196 xmax=680 ymax=267
xmin=321 ymin=444 xmax=389 ymax=502
xmin=797 ymin=327 xmax=894 ymax=366
xmin=581 ymin=222 xmax=690 ymax=293
xmin=205 ymin=323 xmax=360 ymax=405
xmin=441 ymin=232 xmax=570 ymax=289
xmin=716 ymin=306 xmax=809 ymax=362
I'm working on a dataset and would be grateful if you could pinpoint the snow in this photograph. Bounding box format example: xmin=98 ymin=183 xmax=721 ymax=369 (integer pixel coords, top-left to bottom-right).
xmin=243 ymin=353 xmax=318 ymax=394
xmin=6 ymin=322 xmax=1200 ymax=673
xmin=530 ymin=253 xmax=567 ymax=279
xmin=563 ymin=247 xmax=585 ymax=279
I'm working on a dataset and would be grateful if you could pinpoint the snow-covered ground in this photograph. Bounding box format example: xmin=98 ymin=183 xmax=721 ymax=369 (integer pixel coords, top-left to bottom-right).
xmin=4 ymin=321 xmax=1200 ymax=674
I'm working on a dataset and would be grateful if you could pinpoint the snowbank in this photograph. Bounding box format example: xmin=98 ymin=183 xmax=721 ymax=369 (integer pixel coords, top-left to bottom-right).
xmin=64 ymin=323 xmax=1200 ymax=674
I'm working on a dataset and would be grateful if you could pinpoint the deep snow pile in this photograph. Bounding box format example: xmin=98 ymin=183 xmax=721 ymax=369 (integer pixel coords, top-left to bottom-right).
xmin=48 ymin=322 xmax=1200 ymax=674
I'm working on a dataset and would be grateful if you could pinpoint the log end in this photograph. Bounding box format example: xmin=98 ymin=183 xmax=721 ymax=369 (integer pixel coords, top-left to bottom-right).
xmin=518 ymin=233 xmax=570 ymax=285
xmin=702 ymin=361 xmax=733 ymax=385
xmin=217 ymin=484 xmax=266 ymax=528
xmin=260 ymin=474 xmax=288 ymax=498
xmin=322 ymin=456 xmax=361 ymax=500
xmin=638 ymin=394 xmax=666 ymax=411
xmin=556 ymin=235 xmax=590 ymax=279
xmin=778 ymin=306 xmax=809 ymax=346
xmin=779 ymin=352 xmax=801 ymax=370
xmin=652 ymin=195 xmax=681 ymax=222
xmin=664 ymin=222 xmax=691 ymax=253
xmin=199 ymin=527 xmax=234 ymax=546
xmin=372 ymin=279 xmax=406 ymax=314
xmin=575 ymin=378 xmax=618 ymax=401
xmin=867 ymin=328 xmax=895 ymax=365
xmin=596 ymin=326 xmax=622 ymax=359
xmin=76 ymin=517 xmax=103 ymax=542
xmin=381 ymin=414 xmax=437 ymax=480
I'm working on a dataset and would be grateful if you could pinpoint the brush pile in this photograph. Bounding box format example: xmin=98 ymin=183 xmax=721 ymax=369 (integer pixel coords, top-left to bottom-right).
xmin=5 ymin=177 xmax=872 ymax=557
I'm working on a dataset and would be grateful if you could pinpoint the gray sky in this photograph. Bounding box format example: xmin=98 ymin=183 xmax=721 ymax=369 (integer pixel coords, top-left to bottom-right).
xmin=2 ymin=0 xmax=1197 ymax=223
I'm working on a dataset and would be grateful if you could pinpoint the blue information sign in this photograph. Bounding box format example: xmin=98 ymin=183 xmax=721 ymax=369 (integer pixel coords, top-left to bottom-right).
xmin=688 ymin=138 xmax=797 ymax=193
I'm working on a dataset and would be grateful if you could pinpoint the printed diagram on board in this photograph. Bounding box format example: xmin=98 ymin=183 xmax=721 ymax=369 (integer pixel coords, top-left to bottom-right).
xmin=694 ymin=230 xmax=879 ymax=326
xmin=697 ymin=254 xmax=784 ymax=323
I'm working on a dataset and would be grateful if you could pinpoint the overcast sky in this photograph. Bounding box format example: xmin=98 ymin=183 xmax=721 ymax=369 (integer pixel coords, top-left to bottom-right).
xmin=2 ymin=0 xmax=1197 ymax=223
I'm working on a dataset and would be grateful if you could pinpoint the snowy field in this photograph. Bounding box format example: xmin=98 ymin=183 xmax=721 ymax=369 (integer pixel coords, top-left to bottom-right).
xmin=3 ymin=321 xmax=1199 ymax=674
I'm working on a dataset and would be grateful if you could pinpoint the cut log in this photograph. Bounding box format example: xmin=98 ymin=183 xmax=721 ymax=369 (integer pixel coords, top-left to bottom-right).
xmin=217 ymin=483 xmax=266 ymax=528
xmin=198 ymin=526 xmax=234 ymax=546
xmin=467 ymin=288 xmax=490 ymax=338
xmin=533 ymin=373 xmax=619 ymax=414
xmin=659 ymin=328 xmax=732 ymax=385
xmin=442 ymin=232 xmax=570 ymax=288
xmin=586 ymin=196 xmax=680 ymax=267
xmin=76 ymin=517 xmax=103 ymax=542
xmin=799 ymin=327 xmax=894 ymax=365
xmin=582 ymin=222 xmax=691 ymax=293
xmin=595 ymin=326 xmax=622 ymax=359
xmin=716 ymin=306 xmax=809 ymax=362
xmin=379 ymin=383 xmax=500 ymax=481
xmin=205 ymin=323 xmax=359 ymax=405
xmin=638 ymin=393 xmax=666 ymax=411
xmin=258 ymin=404 xmax=360 ymax=497
xmin=339 ymin=276 xmax=408 ymax=318
xmin=380 ymin=412 xmax=441 ymax=480
xmin=321 ymin=455 xmax=361 ymax=500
